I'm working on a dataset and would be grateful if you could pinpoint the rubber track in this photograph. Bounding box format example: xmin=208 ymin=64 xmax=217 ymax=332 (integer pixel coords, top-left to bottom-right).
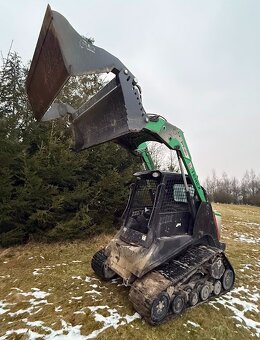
xmin=129 ymin=245 xmax=235 ymax=324
xmin=91 ymin=248 xmax=107 ymax=279
xmin=157 ymin=245 xmax=218 ymax=283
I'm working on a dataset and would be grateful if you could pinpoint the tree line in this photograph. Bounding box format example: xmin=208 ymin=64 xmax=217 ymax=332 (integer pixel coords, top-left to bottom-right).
xmin=204 ymin=170 xmax=260 ymax=206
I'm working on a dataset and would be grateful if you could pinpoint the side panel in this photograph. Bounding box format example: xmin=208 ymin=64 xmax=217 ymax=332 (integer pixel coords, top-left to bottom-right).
xmin=26 ymin=6 xmax=69 ymax=120
xmin=72 ymin=82 xmax=127 ymax=151
xmin=71 ymin=70 xmax=147 ymax=151
xmin=193 ymin=202 xmax=221 ymax=247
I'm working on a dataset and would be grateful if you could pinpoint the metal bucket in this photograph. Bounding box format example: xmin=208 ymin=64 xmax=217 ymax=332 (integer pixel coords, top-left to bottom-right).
xmin=26 ymin=5 xmax=147 ymax=151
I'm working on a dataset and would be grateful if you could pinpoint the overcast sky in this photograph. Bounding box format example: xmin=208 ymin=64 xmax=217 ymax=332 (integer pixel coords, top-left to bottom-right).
xmin=0 ymin=0 xmax=259 ymax=181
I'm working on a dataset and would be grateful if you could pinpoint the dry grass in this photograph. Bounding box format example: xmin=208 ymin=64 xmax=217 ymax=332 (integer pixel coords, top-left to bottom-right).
xmin=0 ymin=204 xmax=259 ymax=339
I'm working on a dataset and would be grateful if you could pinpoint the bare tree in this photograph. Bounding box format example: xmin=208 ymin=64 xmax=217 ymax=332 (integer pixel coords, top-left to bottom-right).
xmin=147 ymin=142 xmax=179 ymax=172
xmin=204 ymin=169 xmax=260 ymax=206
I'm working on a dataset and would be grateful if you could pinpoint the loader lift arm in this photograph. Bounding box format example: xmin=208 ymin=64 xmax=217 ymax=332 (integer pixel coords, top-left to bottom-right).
xmin=26 ymin=5 xmax=206 ymax=204
xmin=140 ymin=116 xmax=206 ymax=202
xmin=136 ymin=143 xmax=155 ymax=171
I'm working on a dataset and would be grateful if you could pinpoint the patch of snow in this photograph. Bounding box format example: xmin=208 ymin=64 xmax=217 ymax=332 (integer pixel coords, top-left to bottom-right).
xmin=85 ymin=290 xmax=102 ymax=296
xmin=19 ymin=289 xmax=50 ymax=300
xmin=72 ymin=260 xmax=82 ymax=263
xmin=29 ymin=299 xmax=49 ymax=306
xmin=234 ymin=233 xmax=260 ymax=244
xmin=4 ymin=329 xmax=29 ymax=336
xmin=1 ymin=320 xmax=86 ymax=340
xmin=235 ymin=221 xmax=260 ymax=228
xmin=27 ymin=329 xmax=45 ymax=339
xmin=11 ymin=287 xmax=23 ymax=292
xmin=55 ymin=306 xmax=62 ymax=312
xmin=72 ymin=276 xmax=82 ymax=280
xmin=84 ymin=276 xmax=92 ymax=283
xmin=89 ymin=284 xmax=98 ymax=289
xmin=210 ymin=286 xmax=260 ymax=336
xmin=8 ymin=289 xmax=49 ymax=317
xmin=85 ymin=306 xmax=140 ymax=339
xmin=239 ymin=264 xmax=253 ymax=272
xmin=45 ymin=319 xmax=85 ymax=340
xmin=71 ymin=296 xmax=83 ymax=300
xmin=110 ymin=278 xmax=125 ymax=287
xmin=88 ymin=305 xmax=109 ymax=312
xmin=0 ymin=300 xmax=10 ymax=315
xmin=111 ymin=278 xmax=120 ymax=284
xmin=33 ymin=307 xmax=43 ymax=315
xmin=26 ymin=320 xmax=44 ymax=327
xmin=33 ymin=263 xmax=71 ymax=276
xmin=186 ymin=320 xmax=201 ymax=328
xmin=124 ymin=313 xmax=141 ymax=323
xmin=9 ymin=307 xmax=34 ymax=316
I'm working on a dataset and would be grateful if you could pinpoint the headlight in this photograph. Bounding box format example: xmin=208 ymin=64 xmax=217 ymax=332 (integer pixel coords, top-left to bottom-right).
xmin=152 ymin=171 xmax=160 ymax=178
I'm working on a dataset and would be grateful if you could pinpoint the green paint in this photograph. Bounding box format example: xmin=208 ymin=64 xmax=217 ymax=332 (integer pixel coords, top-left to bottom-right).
xmin=144 ymin=117 xmax=206 ymax=202
xmin=137 ymin=142 xmax=155 ymax=171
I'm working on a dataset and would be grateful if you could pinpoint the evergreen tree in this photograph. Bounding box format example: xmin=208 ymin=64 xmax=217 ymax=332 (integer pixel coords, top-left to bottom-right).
xmin=0 ymin=51 xmax=141 ymax=246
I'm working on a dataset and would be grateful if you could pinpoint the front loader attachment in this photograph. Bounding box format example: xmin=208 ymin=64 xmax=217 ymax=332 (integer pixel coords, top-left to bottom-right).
xmin=26 ymin=5 xmax=149 ymax=150
xmin=71 ymin=76 xmax=148 ymax=151
xmin=27 ymin=5 xmax=128 ymax=121
xmin=27 ymin=6 xmax=208 ymax=203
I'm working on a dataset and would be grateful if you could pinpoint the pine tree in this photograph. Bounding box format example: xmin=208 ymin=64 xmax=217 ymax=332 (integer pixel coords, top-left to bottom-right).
xmin=0 ymin=50 xmax=141 ymax=246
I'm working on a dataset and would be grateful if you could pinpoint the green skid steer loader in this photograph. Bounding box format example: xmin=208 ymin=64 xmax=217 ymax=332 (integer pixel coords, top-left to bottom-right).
xmin=26 ymin=6 xmax=235 ymax=324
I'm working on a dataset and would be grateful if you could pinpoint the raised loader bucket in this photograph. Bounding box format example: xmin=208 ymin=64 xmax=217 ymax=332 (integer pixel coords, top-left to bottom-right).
xmin=71 ymin=74 xmax=149 ymax=151
xmin=26 ymin=5 xmax=148 ymax=151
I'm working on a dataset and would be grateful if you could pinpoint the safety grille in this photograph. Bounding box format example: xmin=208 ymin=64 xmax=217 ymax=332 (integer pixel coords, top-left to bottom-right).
xmin=161 ymin=180 xmax=195 ymax=212
xmin=132 ymin=179 xmax=157 ymax=208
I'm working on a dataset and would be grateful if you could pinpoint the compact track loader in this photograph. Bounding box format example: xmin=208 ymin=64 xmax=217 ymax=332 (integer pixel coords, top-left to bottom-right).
xmin=26 ymin=6 xmax=235 ymax=324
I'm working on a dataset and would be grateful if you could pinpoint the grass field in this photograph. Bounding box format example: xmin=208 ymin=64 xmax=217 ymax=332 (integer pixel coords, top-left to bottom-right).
xmin=0 ymin=203 xmax=259 ymax=339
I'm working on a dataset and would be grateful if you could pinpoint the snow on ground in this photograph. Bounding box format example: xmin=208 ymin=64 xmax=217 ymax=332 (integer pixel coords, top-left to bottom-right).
xmin=209 ymin=286 xmax=260 ymax=337
xmin=0 ymin=300 xmax=10 ymax=315
xmin=183 ymin=320 xmax=201 ymax=329
xmin=18 ymin=288 xmax=50 ymax=300
xmin=0 ymin=214 xmax=259 ymax=339
xmin=85 ymin=306 xmax=140 ymax=339
xmin=2 ymin=274 xmax=259 ymax=339
xmin=234 ymin=232 xmax=260 ymax=244
xmin=0 ymin=273 xmax=140 ymax=340
xmin=0 ymin=302 xmax=140 ymax=339
xmin=0 ymin=320 xmax=86 ymax=340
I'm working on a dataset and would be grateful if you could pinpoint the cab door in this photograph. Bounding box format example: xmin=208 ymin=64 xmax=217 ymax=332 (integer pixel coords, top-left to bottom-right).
xmin=159 ymin=179 xmax=195 ymax=237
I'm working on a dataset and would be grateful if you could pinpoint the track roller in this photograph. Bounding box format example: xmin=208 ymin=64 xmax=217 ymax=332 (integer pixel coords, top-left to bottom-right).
xmin=150 ymin=292 xmax=170 ymax=324
xmin=200 ymin=283 xmax=210 ymax=301
xmin=172 ymin=294 xmax=185 ymax=314
xmin=222 ymin=269 xmax=234 ymax=290
xmin=189 ymin=291 xmax=199 ymax=306
xmin=213 ymin=280 xmax=222 ymax=295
